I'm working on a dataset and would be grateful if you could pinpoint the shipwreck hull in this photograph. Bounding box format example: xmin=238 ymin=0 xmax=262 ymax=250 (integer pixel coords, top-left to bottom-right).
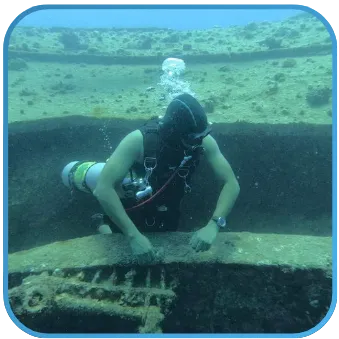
xmin=7 ymin=232 xmax=332 ymax=334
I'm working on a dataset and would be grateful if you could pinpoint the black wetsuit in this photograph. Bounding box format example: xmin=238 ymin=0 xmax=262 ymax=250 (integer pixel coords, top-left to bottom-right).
xmin=104 ymin=118 xmax=202 ymax=233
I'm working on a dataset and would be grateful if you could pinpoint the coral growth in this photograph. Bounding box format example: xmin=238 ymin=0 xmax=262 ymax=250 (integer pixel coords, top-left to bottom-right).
xmin=306 ymin=85 xmax=332 ymax=107
xmin=8 ymin=58 xmax=28 ymax=71
xmin=58 ymin=31 xmax=88 ymax=50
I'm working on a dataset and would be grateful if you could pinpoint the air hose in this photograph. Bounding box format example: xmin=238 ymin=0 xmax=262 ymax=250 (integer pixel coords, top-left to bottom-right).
xmin=125 ymin=155 xmax=192 ymax=212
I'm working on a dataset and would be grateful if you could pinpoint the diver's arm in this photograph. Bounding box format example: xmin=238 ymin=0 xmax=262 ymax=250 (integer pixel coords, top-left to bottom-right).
xmin=203 ymin=135 xmax=240 ymax=220
xmin=93 ymin=130 xmax=143 ymax=239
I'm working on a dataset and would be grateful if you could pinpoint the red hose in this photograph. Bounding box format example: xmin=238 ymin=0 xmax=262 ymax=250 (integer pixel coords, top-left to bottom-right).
xmin=125 ymin=168 xmax=179 ymax=212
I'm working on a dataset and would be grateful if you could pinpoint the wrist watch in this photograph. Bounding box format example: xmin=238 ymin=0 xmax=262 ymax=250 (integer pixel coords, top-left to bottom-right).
xmin=212 ymin=216 xmax=227 ymax=229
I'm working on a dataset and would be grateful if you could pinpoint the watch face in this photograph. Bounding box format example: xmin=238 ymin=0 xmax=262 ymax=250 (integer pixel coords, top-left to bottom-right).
xmin=218 ymin=217 xmax=226 ymax=228
xmin=213 ymin=217 xmax=226 ymax=228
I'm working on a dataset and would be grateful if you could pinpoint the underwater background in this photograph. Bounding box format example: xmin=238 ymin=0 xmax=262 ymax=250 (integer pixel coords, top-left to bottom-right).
xmin=6 ymin=7 xmax=333 ymax=334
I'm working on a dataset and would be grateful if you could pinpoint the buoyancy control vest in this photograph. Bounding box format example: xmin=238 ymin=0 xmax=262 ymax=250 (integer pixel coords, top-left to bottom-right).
xmin=121 ymin=118 xmax=204 ymax=231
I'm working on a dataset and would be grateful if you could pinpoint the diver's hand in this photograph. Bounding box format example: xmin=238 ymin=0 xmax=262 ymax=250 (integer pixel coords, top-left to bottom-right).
xmin=190 ymin=220 xmax=219 ymax=252
xmin=128 ymin=232 xmax=157 ymax=265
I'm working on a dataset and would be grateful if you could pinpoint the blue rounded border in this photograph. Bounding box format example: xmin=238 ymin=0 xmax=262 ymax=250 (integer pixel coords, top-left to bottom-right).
xmin=3 ymin=4 xmax=337 ymax=338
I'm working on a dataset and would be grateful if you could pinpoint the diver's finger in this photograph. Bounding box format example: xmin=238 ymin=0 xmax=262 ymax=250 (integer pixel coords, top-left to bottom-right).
xmin=192 ymin=241 xmax=199 ymax=251
xmin=137 ymin=255 xmax=145 ymax=265
xmin=190 ymin=235 xmax=198 ymax=249
xmin=202 ymin=242 xmax=210 ymax=252
xmin=137 ymin=253 xmax=150 ymax=265
xmin=148 ymin=250 xmax=156 ymax=263
xmin=197 ymin=240 xmax=204 ymax=252
xmin=154 ymin=248 xmax=165 ymax=262
xmin=142 ymin=249 xmax=156 ymax=265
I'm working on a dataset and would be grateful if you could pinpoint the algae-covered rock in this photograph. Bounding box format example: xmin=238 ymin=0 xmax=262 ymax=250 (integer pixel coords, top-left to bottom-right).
xmin=282 ymin=58 xmax=297 ymax=68
xmin=306 ymin=85 xmax=332 ymax=107
xmin=8 ymin=58 xmax=28 ymax=71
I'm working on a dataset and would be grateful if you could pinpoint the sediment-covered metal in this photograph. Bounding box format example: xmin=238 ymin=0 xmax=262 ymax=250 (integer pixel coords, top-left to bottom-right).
xmin=9 ymin=267 xmax=176 ymax=333
xmin=7 ymin=232 xmax=332 ymax=333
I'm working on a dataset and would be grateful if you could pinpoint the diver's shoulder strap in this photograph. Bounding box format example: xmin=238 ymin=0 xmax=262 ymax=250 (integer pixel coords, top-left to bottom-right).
xmin=139 ymin=118 xmax=160 ymax=160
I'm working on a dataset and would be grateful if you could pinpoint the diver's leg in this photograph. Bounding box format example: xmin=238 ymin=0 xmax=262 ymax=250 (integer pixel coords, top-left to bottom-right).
xmin=91 ymin=213 xmax=113 ymax=234
xmin=98 ymin=224 xmax=113 ymax=234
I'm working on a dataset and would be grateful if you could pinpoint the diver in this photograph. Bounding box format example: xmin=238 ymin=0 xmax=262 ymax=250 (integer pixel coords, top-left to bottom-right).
xmin=62 ymin=93 xmax=240 ymax=264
